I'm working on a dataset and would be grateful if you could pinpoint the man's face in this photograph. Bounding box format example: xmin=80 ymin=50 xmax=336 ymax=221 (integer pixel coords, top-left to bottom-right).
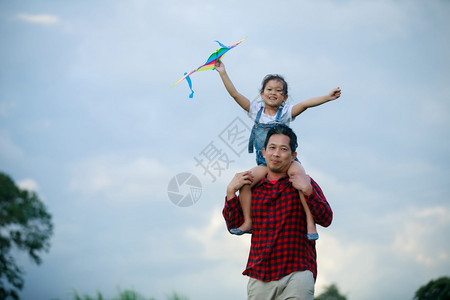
xmin=262 ymin=134 xmax=297 ymax=174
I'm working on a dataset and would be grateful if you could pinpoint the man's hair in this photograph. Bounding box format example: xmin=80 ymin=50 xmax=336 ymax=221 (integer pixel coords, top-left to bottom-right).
xmin=264 ymin=124 xmax=298 ymax=153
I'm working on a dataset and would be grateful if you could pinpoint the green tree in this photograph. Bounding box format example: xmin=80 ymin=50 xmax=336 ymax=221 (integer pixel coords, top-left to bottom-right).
xmin=315 ymin=283 xmax=347 ymax=300
xmin=72 ymin=288 xmax=188 ymax=300
xmin=0 ymin=172 xmax=54 ymax=299
xmin=414 ymin=276 xmax=450 ymax=300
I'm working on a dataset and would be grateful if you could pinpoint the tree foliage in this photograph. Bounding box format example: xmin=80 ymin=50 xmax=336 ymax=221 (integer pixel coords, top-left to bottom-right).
xmin=0 ymin=172 xmax=54 ymax=299
xmin=315 ymin=283 xmax=347 ymax=300
xmin=414 ymin=276 xmax=450 ymax=300
xmin=72 ymin=289 xmax=189 ymax=300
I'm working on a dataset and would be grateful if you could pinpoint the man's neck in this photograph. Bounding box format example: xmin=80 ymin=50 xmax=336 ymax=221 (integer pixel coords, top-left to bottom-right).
xmin=266 ymin=171 xmax=287 ymax=182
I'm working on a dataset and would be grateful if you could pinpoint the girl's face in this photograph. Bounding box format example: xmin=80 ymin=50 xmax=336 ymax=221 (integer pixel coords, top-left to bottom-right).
xmin=260 ymin=79 xmax=288 ymax=108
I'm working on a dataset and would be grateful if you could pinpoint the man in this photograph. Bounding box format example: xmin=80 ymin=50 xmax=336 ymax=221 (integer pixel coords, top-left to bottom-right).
xmin=223 ymin=124 xmax=333 ymax=300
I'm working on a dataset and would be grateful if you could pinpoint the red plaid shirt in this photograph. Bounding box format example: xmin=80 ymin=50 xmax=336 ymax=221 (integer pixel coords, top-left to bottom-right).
xmin=223 ymin=176 xmax=332 ymax=281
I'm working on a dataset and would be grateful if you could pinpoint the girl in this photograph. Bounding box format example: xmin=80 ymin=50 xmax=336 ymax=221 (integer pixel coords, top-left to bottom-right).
xmin=215 ymin=61 xmax=341 ymax=240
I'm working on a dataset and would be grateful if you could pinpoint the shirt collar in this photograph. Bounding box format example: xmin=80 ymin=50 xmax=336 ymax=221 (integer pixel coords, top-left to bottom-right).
xmin=256 ymin=174 xmax=290 ymax=187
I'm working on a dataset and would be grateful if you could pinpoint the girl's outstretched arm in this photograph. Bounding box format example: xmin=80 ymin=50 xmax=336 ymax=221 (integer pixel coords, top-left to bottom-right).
xmin=215 ymin=61 xmax=251 ymax=112
xmin=291 ymin=87 xmax=341 ymax=118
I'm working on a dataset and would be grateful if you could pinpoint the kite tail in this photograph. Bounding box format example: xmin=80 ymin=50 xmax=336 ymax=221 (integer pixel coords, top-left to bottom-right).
xmin=185 ymin=72 xmax=194 ymax=99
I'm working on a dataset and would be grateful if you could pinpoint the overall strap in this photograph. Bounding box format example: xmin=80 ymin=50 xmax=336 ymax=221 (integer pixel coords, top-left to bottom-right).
xmin=274 ymin=106 xmax=284 ymax=123
xmin=254 ymin=106 xmax=264 ymax=123
xmin=248 ymin=106 xmax=264 ymax=153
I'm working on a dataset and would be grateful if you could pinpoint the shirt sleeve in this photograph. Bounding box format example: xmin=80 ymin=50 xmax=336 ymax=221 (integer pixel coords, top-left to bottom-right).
xmin=248 ymin=100 xmax=263 ymax=121
xmin=280 ymin=103 xmax=293 ymax=123
xmin=222 ymin=196 xmax=244 ymax=232
xmin=305 ymin=178 xmax=333 ymax=227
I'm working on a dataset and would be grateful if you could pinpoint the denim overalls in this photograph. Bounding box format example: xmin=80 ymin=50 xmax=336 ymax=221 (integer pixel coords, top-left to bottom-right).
xmin=248 ymin=106 xmax=284 ymax=166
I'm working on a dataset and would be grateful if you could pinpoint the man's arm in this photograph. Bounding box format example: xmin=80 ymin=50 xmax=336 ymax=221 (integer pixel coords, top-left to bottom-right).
xmin=222 ymin=196 xmax=244 ymax=232
xmin=304 ymin=178 xmax=333 ymax=227
xmin=291 ymin=87 xmax=341 ymax=118
xmin=226 ymin=171 xmax=254 ymax=200
xmin=222 ymin=171 xmax=254 ymax=232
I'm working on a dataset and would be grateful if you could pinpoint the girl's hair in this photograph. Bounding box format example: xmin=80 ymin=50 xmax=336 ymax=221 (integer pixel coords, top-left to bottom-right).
xmin=260 ymin=74 xmax=288 ymax=96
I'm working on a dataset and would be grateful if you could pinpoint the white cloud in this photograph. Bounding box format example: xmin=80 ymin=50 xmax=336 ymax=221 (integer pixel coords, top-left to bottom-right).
xmin=392 ymin=206 xmax=450 ymax=267
xmin=183 ymin=207 xmax=252 ymax=299
xmin=69 ymin=155 xmax=174 ymax=206
xmin=315 ymin=204 xmax=450 ymax=299
xmin=16 ymin=13 xmax=60 ymax=25
xmin=185 ymin=206 xmax=251 ymax=262
xmin=17 ymin=178 xmax=39 ymax=192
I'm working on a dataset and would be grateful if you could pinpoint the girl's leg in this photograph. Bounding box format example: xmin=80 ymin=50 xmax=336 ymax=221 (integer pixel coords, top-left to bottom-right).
xmin=288 ymin=161 xmax=319 ymax=240
xmin=230 ymin=165 xmax=268 ymax=235
xmin=235 ymin=183 xmax=252 ymax=234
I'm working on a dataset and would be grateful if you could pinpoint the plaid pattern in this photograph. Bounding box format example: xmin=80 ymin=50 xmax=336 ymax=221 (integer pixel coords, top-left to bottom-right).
xmin=223 ymin=176 xmax=332 ymax=281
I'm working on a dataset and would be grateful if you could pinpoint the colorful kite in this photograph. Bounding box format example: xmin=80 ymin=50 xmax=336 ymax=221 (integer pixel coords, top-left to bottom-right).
xmin=171 ymin=37 xmax=248 ymax=98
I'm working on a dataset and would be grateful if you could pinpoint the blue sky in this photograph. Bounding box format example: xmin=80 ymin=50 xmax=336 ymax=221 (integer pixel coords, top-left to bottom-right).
xmin=1 ymin=1 xmax=449 ymax=299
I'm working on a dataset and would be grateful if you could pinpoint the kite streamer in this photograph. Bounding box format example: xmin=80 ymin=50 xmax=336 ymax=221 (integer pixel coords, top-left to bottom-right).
xmin=171 ymin=37 xmax=248 ymax=98
xmin=184 ymin=72 xmax=194 ymax=99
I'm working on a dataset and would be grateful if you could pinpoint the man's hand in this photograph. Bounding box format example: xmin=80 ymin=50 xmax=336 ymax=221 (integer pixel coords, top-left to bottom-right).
xmin=227 ymin=171 xmax=254 ymax=200
xmin=289 ymin=173 xmax=313 ymax=196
